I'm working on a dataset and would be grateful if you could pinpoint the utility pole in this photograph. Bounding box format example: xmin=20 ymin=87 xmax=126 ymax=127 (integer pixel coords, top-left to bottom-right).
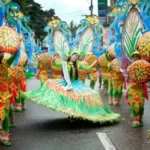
xmin=89 ymin=0 xmax=93 ymax=15
xmin=49 ymin=9 xmax=55 ymax=19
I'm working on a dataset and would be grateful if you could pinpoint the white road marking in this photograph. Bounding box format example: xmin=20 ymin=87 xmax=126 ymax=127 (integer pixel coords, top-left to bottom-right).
xmin=97 ymin=132 xmax=116 ymax=150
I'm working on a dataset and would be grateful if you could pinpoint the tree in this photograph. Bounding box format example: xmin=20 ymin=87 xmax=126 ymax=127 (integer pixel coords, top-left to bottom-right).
xmin=68 ymin=21 xmax=79 ymax=38
xmin=12 ymin=0 xmax=28 ymax=15
xmin=12 ymin=0 xmax=56 ymax=44
xmin=26 ymin=1 xmax=51 ymax=43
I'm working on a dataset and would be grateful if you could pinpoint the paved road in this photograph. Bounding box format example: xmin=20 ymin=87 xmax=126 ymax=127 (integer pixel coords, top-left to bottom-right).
xmin=0 ymin=78 xmax=150 ymax=150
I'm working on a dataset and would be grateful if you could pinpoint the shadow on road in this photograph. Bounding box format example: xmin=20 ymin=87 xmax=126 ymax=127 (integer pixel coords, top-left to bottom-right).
xmin=33 ymin=117 xmax=119 ymax=132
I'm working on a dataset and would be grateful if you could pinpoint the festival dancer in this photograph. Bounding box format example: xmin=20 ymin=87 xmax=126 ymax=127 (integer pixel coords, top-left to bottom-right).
xmin=78 ymin=53 xmax=89 ymax=83
xmin=36 ymin=53 xmax=51 ymax=86
xmin=0 ymin=51 xmax=17 ymax=146
xmin=110 ymin=59 xmax=124 ymax=105
xmin=18 ymin=53 xmax=28 ymax=73
xmin=50 ymin=53 xmax=63 ymax=79
xmin=23 ymin=52 xmax=120 ymax=124
xmin=14 ymin=55 xmax=28 ymax=111
xmin=18 ymin=57 xmax=33 ymax=79
xmin=2 ymin=54 xmax=17 ymax=127
xmin=107 ymin=48 xmax=116 ymax=105
xmin=98 ymin=52 xmax=109 ymax=94
xmin=14 ymin=66 xmax=27 ymax=112
xmin=8 ymin=67 xmax=17 ymax=127
xmin=126 ymin=51 xmax=148 ymax=128
xmin=101 ymin=72 xmax=108 ymax=93
xmin=86 ymin=52 xmax=98 ymax=89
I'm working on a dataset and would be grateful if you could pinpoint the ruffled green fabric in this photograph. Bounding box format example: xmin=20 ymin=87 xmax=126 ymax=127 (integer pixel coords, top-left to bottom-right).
xmin=25 ymin=71 xmax=35 ymax=79
xmin=22 ymin=79 xmax=120 ymax=124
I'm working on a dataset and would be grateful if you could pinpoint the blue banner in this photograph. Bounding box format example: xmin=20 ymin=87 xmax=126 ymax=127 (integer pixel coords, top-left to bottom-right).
xmin=98 ymin=8 xmax=108 ymax=17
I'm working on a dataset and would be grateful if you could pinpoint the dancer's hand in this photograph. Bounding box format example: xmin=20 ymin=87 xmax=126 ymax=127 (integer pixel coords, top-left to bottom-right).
xmin=63 ymin=85 xmax=73 ymax=91
xmin=92 ymin=60 xmax=97 ymax=66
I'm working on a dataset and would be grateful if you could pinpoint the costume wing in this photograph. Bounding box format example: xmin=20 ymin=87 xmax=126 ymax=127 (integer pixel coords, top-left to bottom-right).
xmin=78 ymin=27 xmax=94 ymax=56
xmin=121 ymin=8 xmax=144 ymax=61
xmin=53 ymin=30 xmax=70 ymax=60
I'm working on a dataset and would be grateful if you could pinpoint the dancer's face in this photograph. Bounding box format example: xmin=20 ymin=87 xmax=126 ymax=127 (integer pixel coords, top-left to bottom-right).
xmin=71 ymin=53 xmax=79 ymax=62
xmin=132 ymin=54 xmax=141 ymax=62
xmin=79 ymin=56 xmax=84 ymax=61
xmin=108 ymin=54 xmax=115 ymax=61
xmin=54 ymin=53 xmax=60 ymax=59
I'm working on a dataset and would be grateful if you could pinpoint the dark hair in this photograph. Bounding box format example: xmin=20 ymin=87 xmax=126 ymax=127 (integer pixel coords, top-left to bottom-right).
xmin=53 ymin=53 xmax=59 ymax=57
xmin=132 ymin=54 xmax=141 ymax=59
xmin=67 ymin=54 xmax=78 ymax=80
xmin=50 ymin=16 xmax=60 ymax=21
xmin=43 ymin=47 xmax=48 ymax=50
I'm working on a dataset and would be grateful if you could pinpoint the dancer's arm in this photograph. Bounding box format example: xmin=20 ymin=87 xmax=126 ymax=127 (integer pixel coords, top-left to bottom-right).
xmin=79 ymin=60 xmax=97 ymax=71
xmin=52 ymin=59 xmax=63 ymax=68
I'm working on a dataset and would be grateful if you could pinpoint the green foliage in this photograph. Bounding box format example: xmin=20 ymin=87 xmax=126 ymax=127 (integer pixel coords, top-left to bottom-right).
xmin=12 ymin=0 xmax=52 ymax=44
xmin=68 ymin=21 xmax=79 ymax=38
xmin=12 ymin=0 xmax=28 ymax=15
xmin=26 ymin=1 xmax=51 ymax=43
xmin=11 ymin=0 xmax=80 ymax=45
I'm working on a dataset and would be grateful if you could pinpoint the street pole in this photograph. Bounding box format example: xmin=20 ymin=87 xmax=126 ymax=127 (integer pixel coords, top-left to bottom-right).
xmin=91 ymin=0 xmax=93 ymax=15
xmin=89 ymin=0 xmax=93 ymax=16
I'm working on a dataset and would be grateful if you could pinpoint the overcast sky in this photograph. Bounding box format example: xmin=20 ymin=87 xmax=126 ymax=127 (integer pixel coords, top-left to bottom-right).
xmin=34 ymin=0 xmax=110 ymax=24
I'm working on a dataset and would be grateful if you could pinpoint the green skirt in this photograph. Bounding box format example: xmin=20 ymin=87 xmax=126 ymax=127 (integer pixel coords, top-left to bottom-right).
xmin=23 ymin=79 xmax=120 ymax=124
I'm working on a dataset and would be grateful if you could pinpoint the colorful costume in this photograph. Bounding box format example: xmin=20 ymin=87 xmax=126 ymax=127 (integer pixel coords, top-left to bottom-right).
xmin=8 ymin=68 xmax=17 ymax=126
xmin=0 ymin=54 xmax=16 ymax=146
xmin=36 ymin=54 xmax=51 ymax=86
xmin=107 ymin=45 xmax=116 ymax=105
xmin=14 ymin=54 xmax=28 ymax=111
xmin=88 ymin=67 xmax=98 ymax=89
xmin=78 ymin=60 xmax=89 ymax=83
xmin=24 ymin=14 xmax=120 ymax=124
xmin=126 ymin=81 xmax=148 ymax=127
xmin=111 ymin=73 xmax=124 ymax=105
xmin=110 ymin=59 xmax=124 ymax=105
xmin=22 ymin=60 xmax=120 ymax=124
xmin=0 ymin=24 xmax=21 ymax=146
xmin=98 ymin=53 xmax=110 ymax=93
xmin=107 ymin=62 xmax=113 ymax=104
xmin=86 ymin=54 xmax=98 ymax=89
xmin=50 ymin=58 xmax=63 ymax=79
xmin=13 ymin=66 xmax=27 ymax=111
xmin=36 ymin=69 xmax=49 ymax=85
xmin=127 ymin=59 xmax=150 ymax=127
xmin=101 ymin=68 xmax=108 ymax=93
xmin=18 ymin=53 xmax=31 ymax=79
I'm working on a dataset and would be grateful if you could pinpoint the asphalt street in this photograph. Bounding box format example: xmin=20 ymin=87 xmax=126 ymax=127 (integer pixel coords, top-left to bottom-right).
xmin=0 ymin=78 xmax=150 ymax=150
